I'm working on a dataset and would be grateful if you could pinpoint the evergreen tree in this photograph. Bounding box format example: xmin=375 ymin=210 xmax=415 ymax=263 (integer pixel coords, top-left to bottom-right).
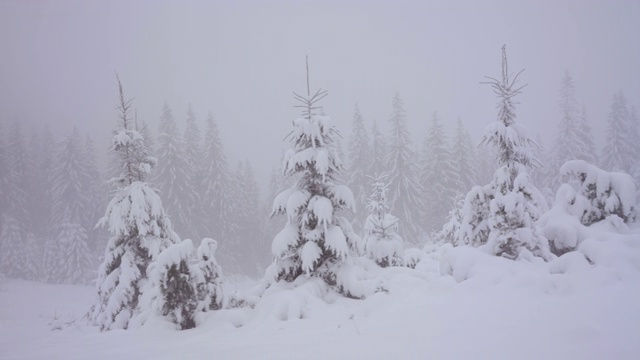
xmin=445 ymin=46 xmax=548 ymax=259
xmin=91 ymin=77 xmax=175 ymax=331
xmin=451 ymin=118 xmax=479 ymax=193
xmin=270 ymin=77 xmax=360 ymax=296
xmin=602 ymin=91 xmax=632 ymax=173
xmin=576 ymin=105 xmax=598 ymax=165
xmin=0 ymin=123 xmax=30 ymax=278
xmin=369 ymin=120 xmax=387 ymax=178
xmin=45 ymin=129 xmax=94 ymax=284
xmin=183 ymin=105 xmax=205 ymax=239
xmin=233 ymin=159 xmax=267 ymax=274
xmin=155 ymin=103 xmax=197 ymax=241
xmin=346 ymin=104 xmax=371 ymax=233
xmin=420 ymin=112 xmax=459 ymax=233
xmin=0 ymin=215 xmax=26 ymax=278
xmin=363 ymin=174 xmax=403 ymax=267
xmin=83 ymin=134 xmax=109 ymax=259
xmin=385 ymin=94 xmax=425 ymax=243
xmin=550 ymin=71 xmax=598 ymax=188
xmin=201 ymin=112 xmax=234 ymax=248
xmin=479 ymin=46 xmax=548 ymax=258
xmin=53 ymin=220 xmax=93 ymax=285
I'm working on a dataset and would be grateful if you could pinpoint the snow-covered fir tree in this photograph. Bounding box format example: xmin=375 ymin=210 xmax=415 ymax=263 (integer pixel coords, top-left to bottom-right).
xmin=479 ymin=46 xmax=548 ymax=258
xmin=451 ymin=118 xmax=479 ymax=194
xmin=44 ymin=128 xmax=94 ymax=284
xmin=363 ymin=174 xmax=403 ymax=267
xmin=549 ymin=71 xmax=598 ymax=189
xmin=420 ymin=112 xmax=459 ymax=233
xmin=232 ymin=159 xmax=267 ymax=274
xmin=155 ymin=103 xmax=197 ymax=241
xmin=346 ymin=104 xmax=371 ymax=233
xmin=385 ymin=94 xmax=425 ymax=243
xmin=201 ymin=112 xmax=235 ymax=251
xmin=369 ymin=120 xmax=387 ymax=178
xmin=0 ymin=215 xmax=26 ymax=278
xmin=270 ymin=75 xmax=362 ymax=297
xmin=183 ymin=104 xmax=205 ymax=238
xmin=602 ymin=91 xmax=632 ymax=174
xmin=0 ymin=123 xmax=30 ymax=279
xmin=444 ymin=46 xmax=548 ymax=259
xmin=91 ymin=77 xmax=176 ymax=331
xmin=576 ymin=105 xmax=598 ymax=166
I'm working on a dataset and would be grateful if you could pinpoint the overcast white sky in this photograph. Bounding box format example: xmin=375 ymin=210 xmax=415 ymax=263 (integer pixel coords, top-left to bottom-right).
xmin=1 ymin=0 xmax=638 ymax=187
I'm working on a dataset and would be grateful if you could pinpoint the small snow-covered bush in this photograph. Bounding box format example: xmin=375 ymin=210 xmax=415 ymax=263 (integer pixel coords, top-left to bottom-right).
xmin=362 ymin=175 xmax=404 ymax=268
xmin=195 ymin=238 xmax=224 ymax=311
xmin=560 ymin=160 xmax=636 ymax=225
xmin=538 ymin=184 xmax=590 ymax=256
xmin=148 ymin=240 xmax=198 ymax=330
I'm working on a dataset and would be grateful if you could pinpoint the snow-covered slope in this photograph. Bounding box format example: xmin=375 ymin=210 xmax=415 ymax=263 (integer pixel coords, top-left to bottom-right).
xmin=1 ymin=226 xmax=639 ymax=360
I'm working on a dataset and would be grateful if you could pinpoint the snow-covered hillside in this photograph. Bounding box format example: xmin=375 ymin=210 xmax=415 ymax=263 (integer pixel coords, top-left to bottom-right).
xmin=2 ymin=223 xmax=639 ymax=360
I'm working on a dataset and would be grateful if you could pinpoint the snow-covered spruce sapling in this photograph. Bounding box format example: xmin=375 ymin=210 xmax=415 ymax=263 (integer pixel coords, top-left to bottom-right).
xmin=270 ymin=59 xmax=362 ymax=297
xmin=442 ymin=46 xmax=548 ymax=260
xmin=363 ymin=174 xmax=403 ymax=267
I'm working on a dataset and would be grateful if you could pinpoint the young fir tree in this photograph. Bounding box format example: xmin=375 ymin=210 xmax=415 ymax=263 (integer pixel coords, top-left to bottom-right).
xmin=155 ymin=103 xmax=197 ymax=241
xmin=195 ymin=238 xmax=224 ymax=312
xmin=270 ymin=63 xmax=360 ymax=296
xmin=478 ymin=46 xmax=548 ymax=258
xmin=385 ymin=94 xmax=425 ymax=243
xmin=363 ymin=174 xmax=403 ymax=267
xmin=451 ymin=118 xmax=479 ymax=194
xmin=91 ymin=77 xmax=176 ymax=331
xmin=602 ymin=91 xmax=632 ymax=174
xmin=346 ymin=104 xmax=371 ymax=233
xmin=420 ymin=112 xmax=459 ymax=233
xmin=444 ymin=46 xmax=548 ymax=259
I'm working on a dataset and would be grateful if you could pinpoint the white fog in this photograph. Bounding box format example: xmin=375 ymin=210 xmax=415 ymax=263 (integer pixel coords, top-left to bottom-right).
xmin=0 ymin=1 xmax=639 ymax=359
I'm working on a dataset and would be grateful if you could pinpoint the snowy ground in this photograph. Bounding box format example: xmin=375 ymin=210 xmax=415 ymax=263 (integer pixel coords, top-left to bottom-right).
xmin=2 ymin=226 xmax=640 ymax=360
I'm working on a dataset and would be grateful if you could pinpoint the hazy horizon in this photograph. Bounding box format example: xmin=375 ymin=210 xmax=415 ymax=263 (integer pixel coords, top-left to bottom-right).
xmin=1 ymin=0 xmax=639 ymax=189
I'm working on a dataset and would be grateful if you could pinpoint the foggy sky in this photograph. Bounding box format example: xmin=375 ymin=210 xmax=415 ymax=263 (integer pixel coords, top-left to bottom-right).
xmin=1 ymin=0 xmax=639 ymax=188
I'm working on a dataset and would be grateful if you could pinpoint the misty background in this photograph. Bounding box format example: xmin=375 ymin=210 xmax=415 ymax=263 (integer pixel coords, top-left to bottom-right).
xmin=1 ymin=0 xmax=638 ymax=185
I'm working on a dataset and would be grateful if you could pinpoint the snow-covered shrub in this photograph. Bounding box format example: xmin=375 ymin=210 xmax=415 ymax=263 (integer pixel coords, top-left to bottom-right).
xmin=560 ymin=160 xmax=636 ymax=225
xmin=269 ymin=85 xmax=361 ymax=297
xmin=538 ymin=184 xmax=590 ymax=256
xmin=362 ymin=175 xmax=404 ymax=267
xmin=148 ymin=240 xmax=198 ymax=330
xmin=195 ymin=238 xmax=224 ymax=311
